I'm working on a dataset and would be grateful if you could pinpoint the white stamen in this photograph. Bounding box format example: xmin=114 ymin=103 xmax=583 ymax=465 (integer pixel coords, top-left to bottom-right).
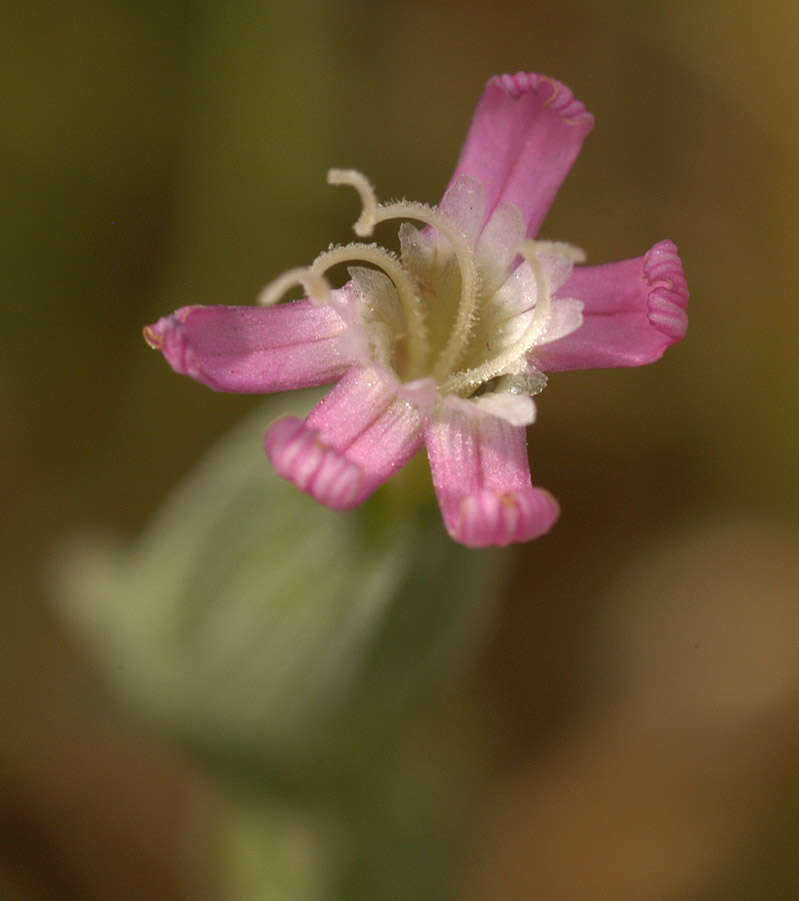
xmin=326 ymin=169 xmax=480 ymax=381
xmin=439 ymin=240 xmax=553 ymax=395
xmin=327 ymin=169 xmax=379 ymax=237
xmin=370 ymin=201 xmax=481 ymax=383
xmin=257 ymin=266 xmax=332 ymax=306
xmin=260 ymin=169 xmax=545 ymax=391
xmin=309 ymin=242 xmax=428 ymax=376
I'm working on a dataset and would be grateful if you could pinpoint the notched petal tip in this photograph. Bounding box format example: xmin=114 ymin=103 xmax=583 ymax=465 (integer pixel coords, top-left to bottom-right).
xmin=451 ymin=72 xmax=595 ymax=240
xmin=142 ymin=307 xmax=199 ymax=378
xmin=264 ymin=416 xmax=365 ymax=510
xmin=451 ymin=486 xmax=560 ymax=548
xmin=644 ymin=239 xmax=689 ymax=343
xmin=539 ymin=239 xmax=689 ymax=371
xmin=491 ymin=72 xmax=594 ymax=130
xmin=426 ymin=402 xmax=560 ymax=548
xmin=264 ymin=366 xmax=425 ymax=511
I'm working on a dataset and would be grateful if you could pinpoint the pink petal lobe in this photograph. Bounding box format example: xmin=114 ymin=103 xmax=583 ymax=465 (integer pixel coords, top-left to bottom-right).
xmin=144 ymin=294 xmax=366 ymax=393
xmin=535 ymin=240 xmax=689 ymax=371
xmin=447 ymin=72 xmax=594 ymax=238
xmin=425 ymin=399 xmax=559 ymax=548
xmin=264 ymin=365 xmax=425 ymax=510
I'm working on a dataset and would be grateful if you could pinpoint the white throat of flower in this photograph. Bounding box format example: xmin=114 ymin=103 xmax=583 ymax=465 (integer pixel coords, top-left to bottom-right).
xmin=258 ymin=169 xmax=583 ymax=402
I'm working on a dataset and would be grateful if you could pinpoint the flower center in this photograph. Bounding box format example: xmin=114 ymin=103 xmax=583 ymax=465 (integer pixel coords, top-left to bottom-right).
xmin=258 ymin=169 xmax=574 ymax=398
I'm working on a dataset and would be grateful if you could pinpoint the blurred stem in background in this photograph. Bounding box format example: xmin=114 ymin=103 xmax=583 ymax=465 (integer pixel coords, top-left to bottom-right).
xmin=57 ymin=395 xmax=506 ymax=899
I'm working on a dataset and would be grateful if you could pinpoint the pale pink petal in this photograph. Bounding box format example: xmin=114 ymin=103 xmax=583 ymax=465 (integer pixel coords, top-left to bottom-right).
xmin=143 ymin=292 xmax=367 ymax=393
xmin=470 ymin=392 xmax=537 ymax=427
xmin=438 ymin=175 xmax=486 ymax=247
xmin=264 ymin=365 xmax=425 ymax=510
xmin=474 ymin=202 xmax=526 ymax=295
xmin=534 ymin=240 xmax=689 ymax=371
xmin=425 ymin=399 xmax=559 ymax=547
xmin=447 ymin=72 xmax=594 ymax=238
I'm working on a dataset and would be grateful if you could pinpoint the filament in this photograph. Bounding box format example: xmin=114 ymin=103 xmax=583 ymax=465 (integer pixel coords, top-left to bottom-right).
xmin=328 ymin=169 xmax=480 ymax=382
xmin=309 ymin=242 xmax=428 ymax=377
xmin=257 ymin=267 xmax=332 ymax=307
xmin=439 ymin=241 xmax=551 ymax=395
xmin=327 ymin=169 xmax=379 ymax=237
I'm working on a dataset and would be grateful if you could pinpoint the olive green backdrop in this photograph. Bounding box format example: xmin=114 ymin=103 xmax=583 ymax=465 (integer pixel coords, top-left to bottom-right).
xmin=3 ymin=1 xmax=799 ymax=898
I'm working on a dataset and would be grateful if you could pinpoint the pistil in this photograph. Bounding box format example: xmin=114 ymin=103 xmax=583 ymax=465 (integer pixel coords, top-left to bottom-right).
xmin=327 ymin=170 xmax=482 ymax=383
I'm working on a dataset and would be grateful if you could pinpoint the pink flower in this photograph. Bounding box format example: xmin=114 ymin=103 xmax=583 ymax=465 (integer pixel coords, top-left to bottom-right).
xmin=145 ymin=72 xmax=688 ymax=548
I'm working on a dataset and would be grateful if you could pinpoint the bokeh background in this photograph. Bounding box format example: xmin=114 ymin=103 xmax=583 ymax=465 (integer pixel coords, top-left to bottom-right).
xmin=3 ymin=0 xmax=799 ymax=898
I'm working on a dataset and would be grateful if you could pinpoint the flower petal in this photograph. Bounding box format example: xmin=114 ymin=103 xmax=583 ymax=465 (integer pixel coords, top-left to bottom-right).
xmin=470 ymin=258 xmax=583 ymax=366
xmin=264 ymin=365 xmax=426 ymax=510
xmin=533 ymin=240 xmax=689 ymax=370
xmin=425 ymin=398 xmax=559 ymax=547
xmin=447 ymin=72 xmax=594 ymax=238
xmin=470 ymin=392 xmax=537 ymax=427
xmin=438 ymin=175 xmax=486 ymax=247
xmin=143 ymin=290 xmax=367 ymax=393
xmin=539 ymin=297 xmax=584 ymax=345
xmin=475 ymin=202 xmax=526 ymax=296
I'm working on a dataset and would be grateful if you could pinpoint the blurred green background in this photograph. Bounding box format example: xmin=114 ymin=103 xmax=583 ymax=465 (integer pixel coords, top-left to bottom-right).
xmin=3 ymin=0 xmax=799 ymax=898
